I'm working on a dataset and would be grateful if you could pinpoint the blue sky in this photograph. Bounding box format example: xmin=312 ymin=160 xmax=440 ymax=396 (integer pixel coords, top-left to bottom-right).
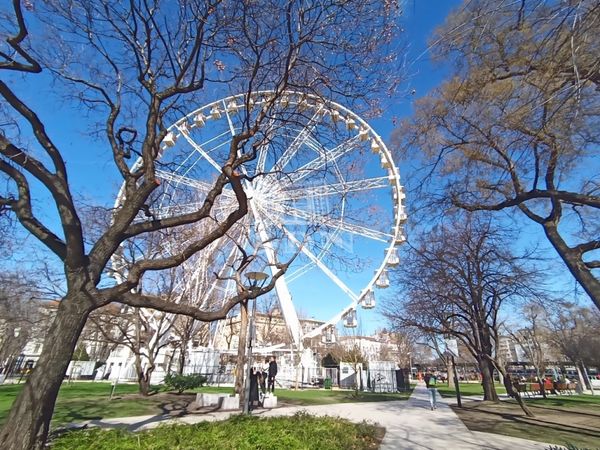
xmin=15 ymin=0 xmax=564 ymax=338
xmin=8 ymin=0 xmax=594 ymax=339
xmin=347 ymin=0 xmax=464 ymax=333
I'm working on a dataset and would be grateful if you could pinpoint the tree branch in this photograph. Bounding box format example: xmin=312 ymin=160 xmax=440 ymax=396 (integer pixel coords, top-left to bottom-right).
xmin=0 ymin=160 xmax=66 ymax=259
xmin=0 ymin=0 xmax=41 ymax=73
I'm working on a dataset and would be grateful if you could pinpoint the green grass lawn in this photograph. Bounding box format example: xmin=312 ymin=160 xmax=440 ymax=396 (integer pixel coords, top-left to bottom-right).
xmin=512 ymin=393 xmax=600 ymax=408
xmin=453 ymin=394 xmax=600 ymax=449
xmin=198 ymin=385 xmax=413 ymax=405
xmin=51 ymin=412 xmax=384 ymax=449
xmin=435 ymin=382 xmax=506 ymax=397
xmin=0 ymin=382 xmax=412 ymax=428
xmin=0 ymin=382 xmax=163 ymax=427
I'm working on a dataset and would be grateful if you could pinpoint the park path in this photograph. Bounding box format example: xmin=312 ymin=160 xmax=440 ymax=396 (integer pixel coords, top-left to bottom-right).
xmin=70 ymin=384 xmax=553 ymax=449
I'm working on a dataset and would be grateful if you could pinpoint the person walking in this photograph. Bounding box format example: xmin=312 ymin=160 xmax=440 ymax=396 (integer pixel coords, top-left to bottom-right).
xmin=424 ymin=371 xmax=438 ymax=410
xmin=268 ymin=356 xmax=278 ymax=394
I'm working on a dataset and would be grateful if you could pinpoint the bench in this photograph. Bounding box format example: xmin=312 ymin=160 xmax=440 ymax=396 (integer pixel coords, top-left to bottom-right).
xmin=515 ymin=383 xmax=531 ymax=398
xmin=555 ymin=383 xmax=574 ymax=395
xmin=529 ymin=383 xmax=542 ymax=395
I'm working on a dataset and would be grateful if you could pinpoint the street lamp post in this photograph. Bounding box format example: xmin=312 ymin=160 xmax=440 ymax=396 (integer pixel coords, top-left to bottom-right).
xmin=243 ymin=271 xmax=269 ymax=414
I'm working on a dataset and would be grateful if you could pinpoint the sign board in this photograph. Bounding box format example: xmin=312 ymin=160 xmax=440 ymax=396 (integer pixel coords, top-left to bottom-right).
xmin=67 ymin=360 xmax=96 ymax=378
xmin=368 ymin=361 xmax=396 ymax=393
xmin=445 ymin=339 xmax=459 ymax=358
xmin=339 ymin=362 xmax=362 ymax=389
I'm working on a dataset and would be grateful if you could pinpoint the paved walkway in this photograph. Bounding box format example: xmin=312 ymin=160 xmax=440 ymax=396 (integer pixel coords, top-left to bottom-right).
xmin=68 ymin=384 xmax=554 ymax=449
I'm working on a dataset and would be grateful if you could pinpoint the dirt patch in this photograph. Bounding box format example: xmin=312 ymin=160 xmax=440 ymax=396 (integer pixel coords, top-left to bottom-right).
xmin=119 ymin=392 xmax=194 ymax=402
xmin=452 ymin=400 xmax=600 ymax=449
xmin=117 ymin=392 xmax=196 ymax=416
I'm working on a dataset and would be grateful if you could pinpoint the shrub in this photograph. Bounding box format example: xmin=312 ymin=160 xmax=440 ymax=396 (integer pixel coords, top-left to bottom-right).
xmin=324 ymin=378 xmax=333 ymax=390
xmin=163 ymin=373 xmax=207 ymax=393
xmin=51 ymin=412 xmax=381 ymax=449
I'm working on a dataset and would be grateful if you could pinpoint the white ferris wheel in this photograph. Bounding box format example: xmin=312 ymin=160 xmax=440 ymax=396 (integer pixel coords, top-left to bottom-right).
xmin=113 ymin=91 xmax=406 ymax=350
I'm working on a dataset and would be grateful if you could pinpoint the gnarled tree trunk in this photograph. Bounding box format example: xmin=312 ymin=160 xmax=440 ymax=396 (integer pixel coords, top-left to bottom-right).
xmin=488 ymin=355 xmax=535 ymax=417
xmin=0 ymin=297 xmax=92 ymax=450
xmin=478 ymin=356 xmax=499 ymax=402
xmin=135 ymin=355 xmax=155 ymax=396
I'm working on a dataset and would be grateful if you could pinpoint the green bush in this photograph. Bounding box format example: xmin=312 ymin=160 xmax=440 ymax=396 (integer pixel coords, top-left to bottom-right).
xmin=163 ymin=373 xmax=207 ymax=393
xmin=51 ymin=412 xmax=381 ymax=449
xmin=149 ymin=384 xmax=164 ymax=394
xmin=324 ymin=378 xmax=333 ymax=390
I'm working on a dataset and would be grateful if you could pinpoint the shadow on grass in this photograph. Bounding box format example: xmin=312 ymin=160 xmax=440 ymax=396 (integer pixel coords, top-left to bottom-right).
xmin=51 ymin=393 xmax=194 ymax=427
xmin=454 ymin=402 xmax=600 ymax=441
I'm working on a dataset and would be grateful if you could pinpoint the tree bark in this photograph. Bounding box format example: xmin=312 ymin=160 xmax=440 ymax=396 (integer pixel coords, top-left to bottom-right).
xmin=134 ymin=354 xmax=154 ymax=396
xmin=177 ymin=346 xmax=186 ymax=375
xmin=543 ymin=223 xmax=600 ymax=311
xmin=479 ymin=357 xmax=499 ymax=402
xmin=138 ymin=367 xmax=154 ymax=396
xmin=0 ymin=297 xmax=91 ymax=450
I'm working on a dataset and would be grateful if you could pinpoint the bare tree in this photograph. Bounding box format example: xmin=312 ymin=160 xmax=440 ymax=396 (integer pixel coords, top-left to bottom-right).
xmin=394 ymin=0 xmax=600 ymax=309
xmin=0 ymin=1 xmax=405 ymax=447
xmin=0 ymin=273 xmax=47 ymax=375
xmin=169 ymin=315 xmax=209 ymax=376
xmin=87 ymin=304 xmax=173 ymax=394
xmin=544 ymin=303 xmax=600 ymax=390
xmin=506 ymin=303 xmax=553 ymax=398
xmin=255 ymin=296 xmax=287 ymax=345
xmin=379 ymin=328 xmax=414 ymax=370
xmin=384 ymin=214 xmax=539 ymax=415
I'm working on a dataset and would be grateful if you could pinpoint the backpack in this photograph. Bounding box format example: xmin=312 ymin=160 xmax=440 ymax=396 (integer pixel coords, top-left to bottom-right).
xmin=426 ymin=375 xmax=437 ymax=387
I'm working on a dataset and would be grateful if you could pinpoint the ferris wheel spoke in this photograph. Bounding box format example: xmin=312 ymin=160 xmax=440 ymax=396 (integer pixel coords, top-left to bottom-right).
xmin=270 ymin=106 xmax=324 ymax=174
xmin=255 ymin=118 xmax=277 ymax=176
xmin=272 ymin=204 xmax=392 ymax=242
xmin=285 ymin=261 xmax=315 ymax=283
xmin=284 ymin=135 xmax=363 ymax=186
xmin=198 ymin=238 xmax=244 ymax=309
xmin=156 ymin=169 xmax=235 ymax=198
xmin=250 ymin=201 xmax=304 ymax=347
xmin=280 ymin=225 xmax=359 ymax=301
xmin=281 ymin=176 xmax=390 ymax=201
xmin=177 ymin=126 xmax=223 ymax=172
xmin=149 ymin=201 xmax=205 ymax=219
xmin=303 ymin=302 xmax=357 ymax=339
xmin=209 ymin=277 xmax=237 ymax=348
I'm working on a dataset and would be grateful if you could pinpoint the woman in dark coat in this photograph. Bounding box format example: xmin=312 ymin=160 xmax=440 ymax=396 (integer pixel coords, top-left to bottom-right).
xmin=249 ymin=367 xmax=261 ymax=410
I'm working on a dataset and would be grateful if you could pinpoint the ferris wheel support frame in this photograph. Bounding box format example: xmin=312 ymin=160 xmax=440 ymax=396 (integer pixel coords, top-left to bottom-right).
xmin=248 ymin=193 xmax=304 ymax=350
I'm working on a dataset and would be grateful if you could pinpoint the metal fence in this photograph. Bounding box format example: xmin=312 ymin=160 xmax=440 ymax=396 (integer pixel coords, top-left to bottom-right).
xmin=171 ymin=365 xmax=411 ymax=392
